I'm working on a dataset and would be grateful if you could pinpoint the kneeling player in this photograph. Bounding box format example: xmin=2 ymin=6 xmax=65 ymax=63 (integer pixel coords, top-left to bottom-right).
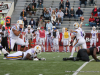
xmin=63 ymin=46 xmax=100 ymax=62
xmin=2 ymin=45 xmax=46 ymax=60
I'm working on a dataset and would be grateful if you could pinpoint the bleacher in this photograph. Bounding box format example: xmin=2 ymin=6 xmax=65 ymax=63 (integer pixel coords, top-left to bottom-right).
xmin=11 ymin=0 xmax=100 ymax=33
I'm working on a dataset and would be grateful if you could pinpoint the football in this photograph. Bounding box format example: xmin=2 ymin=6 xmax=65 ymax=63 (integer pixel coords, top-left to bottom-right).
xmin=80 ymin=17 xmax=84 ymax=20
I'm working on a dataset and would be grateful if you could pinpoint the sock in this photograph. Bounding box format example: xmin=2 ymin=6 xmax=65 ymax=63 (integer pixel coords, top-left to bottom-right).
xmin=67 ymin=46 xmax=69 ymax=52
xmin=64 ymin=47 xmax=66 ymax=52
xmin=71 ymin=47 xmax=75 ymax=56
xmin=43 ymin=47 xmax=45 ymax=52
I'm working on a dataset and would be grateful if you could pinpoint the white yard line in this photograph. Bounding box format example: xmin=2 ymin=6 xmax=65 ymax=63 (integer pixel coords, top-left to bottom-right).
xmin=73 ymin=56 xmax=100 ymax=75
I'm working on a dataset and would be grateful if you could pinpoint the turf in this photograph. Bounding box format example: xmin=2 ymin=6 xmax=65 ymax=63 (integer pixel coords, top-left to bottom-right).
xmin=0 ymin=52 xmax=97 ymax=75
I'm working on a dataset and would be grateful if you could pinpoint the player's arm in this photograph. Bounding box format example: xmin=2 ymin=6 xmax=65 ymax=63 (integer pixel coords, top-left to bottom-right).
xmin=25 ymin=53 xmax=33 ymax=60
xmin=12 ymin=29 xmax=21 ymax=36
xmin=92 ymin=48 xmax=100 ymax=61
xmin=80 ymin=18 xmax=84 ymax=28
xmin=71 ymin=35 xmax=75 ymax=39
xmin=0 ymin=32 xmax=4 ymax=35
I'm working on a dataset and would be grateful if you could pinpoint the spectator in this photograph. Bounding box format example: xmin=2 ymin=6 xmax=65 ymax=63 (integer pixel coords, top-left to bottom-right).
xmin=19 ymin=9 xmax=27 ymax=20
xmin=31 ymin=5 xmax=37 ymax=16
xmin=29 ymin=18 xmax=36 ymax=29
xmin=56 ymin=14 xmax=61 ymax=29
xmin=59 ymin=0 xmax=64 ymax=9
xmin=91 ymin=6 xmax=98 ymax=17
xmin=23 ymin=17 xmax=28 ymax=28
xmin=97 ymin=6 xmax=100 ymax=17
xmin=95 ymin=16 xmax=100 ymax=27
xmin=80 ymin=0 xmax=87 ymax=7
xmin=42 ymin=7 xmax=47 ymax=17
xmin=46 ymin=20 xmax=53 ymax=31
xmin=65 ymin=0 xmax=70 ymax=9
xmin=51 ymin=15 xmax=56 ymax=26
xmin=56 ymin=9 xmax=64 ymax=21
xmin=38 ymin=19 xmax=45 ymax=28
xmin=51 ymin=10 xmax=56 ymax=17
xmin=48 ymin=7 xmax=52 ymax=16
xmin=37 ymin=0 xmax=43 ymax=8
xmin=89 ymin=0 xmax=95 ymax=6
xmin=26 ymin=5 xmax=32 ymax=16
xmin=32 ymin=0 xmax=36 ymax=8
xmin=64 ymin=7 xmax=70 ymax=18
xmin=76 ymin=7 xmax=83 ymax=20
xmin=36 ymin=15 xmax=44 ymax=27
xmin=55 ymin=7 xmax=59 ymax=13
xmin=89 ymin=16 xmax=96 ymax=27
xmin=44 ymin=11 xmax=50 ymax=20
xmin=70 ymin=7 xmax=76 ymax=18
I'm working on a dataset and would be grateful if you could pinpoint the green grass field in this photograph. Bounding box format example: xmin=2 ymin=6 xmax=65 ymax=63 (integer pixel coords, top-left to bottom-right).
xmin=0 ymin=52 xmax=100 ymax=75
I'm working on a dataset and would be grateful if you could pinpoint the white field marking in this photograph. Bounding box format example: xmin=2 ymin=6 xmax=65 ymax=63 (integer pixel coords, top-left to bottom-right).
xmin=5 ymin=73 xmax=10 ymax=75
xmin=73 ymin=56 xmax=100 ymax=75
xmin=58 ymin=56 xmax=60 ymax=57
xmin=39 ymin=74 xmax=43 ymax=75
xmin=53 ymin=57 xmax=55 ymax=58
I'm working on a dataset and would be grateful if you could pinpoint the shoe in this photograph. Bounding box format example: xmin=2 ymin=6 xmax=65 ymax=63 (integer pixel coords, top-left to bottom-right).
xmin=3 ymin=57 xmax=7 ymax=59
xmin=69 ymin=56 xmax=73 ymax=58
xmin=46 ymin=50 xmax=48 ymax=51
xmin=63 ymin=58 xmax=67 ymax=61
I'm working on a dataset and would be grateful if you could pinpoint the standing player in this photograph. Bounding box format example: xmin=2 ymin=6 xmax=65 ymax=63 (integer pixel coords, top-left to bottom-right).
xmin=24 ymin=25 xmax=33 ymax=33
xmin=90 ymin=26 xmax=98 ymax=47
xmin=10 ymin=20 xmax=25 ymax=51
xmin=39 ymin=27 xmax=46 ymax=52
xmin=46 ymin=27 xmax=53 ymax=51
xmin=2 ymin=45 xmax=46 ymax=60
xmin=52 ymin=28 xmax=60 ymax=52
xmin=35 ymin=27 xmax=40 ymax=45
xmin=62 ymin=28 xmax=71 ymax=52
xmin=25 ymin=28 xmax=33 ymax=50
xmin=70 ymin=18 xmax=87 ymax=57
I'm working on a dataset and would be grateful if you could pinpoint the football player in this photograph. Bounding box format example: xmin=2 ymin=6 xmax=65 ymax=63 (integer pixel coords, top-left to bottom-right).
xmin=35 ymin=27 xmax=40 ymax=45
xmin=90 ymin=26 xmax=98 ymax=47
xmin=24 ymin=25 xmax=33 ymax=34
xmin=52 ymin=28 xmax=60 ymax=52
xmin=10 ymin=20 xmax=25 ymax=51
xmin=70 ymin=18 xmax=87 ymax=57
xmin=63 ymin=46 xmax=100 ymax=62
xmin=46 ymin=27 xmax=53 ymax=51
xmin=39 ymin=27 xmax=46 ymax=52
xmin=2 ymin=45 xmax=46 ymax=60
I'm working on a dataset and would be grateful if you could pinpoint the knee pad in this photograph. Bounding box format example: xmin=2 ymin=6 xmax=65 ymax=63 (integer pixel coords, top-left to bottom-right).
xmin=21 ymin=45 xmax=25 ymax=48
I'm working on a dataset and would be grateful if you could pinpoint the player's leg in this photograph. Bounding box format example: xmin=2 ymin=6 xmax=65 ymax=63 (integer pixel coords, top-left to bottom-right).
xmin=29 ymin=40 xmax=32 ymax=49
xmin=16 ymin=38 xmax=25 ymax=51
xmin=50 ymin=37 xmax=53 ymax=51
xmin=25 ymin=39 xmax=29 ymax=50
xmin=46 ymin=38 xmax=49 ymax=51
xmin=63 ymin=40 xmax=67 ymax=52
xmin=70 ymin=39 xmax=79 ymax=57
xmin=55 ymin=39 xmax=59 ymax=52
xmin=43 ymin=38 xmax=45 ymax=52
xmin=82 ymin=42 xmax=87 ymax=49
xmin=90 ymin=38 xmax=93 ymax=47
xmin=6 ymin=51 xmax=23 ymax=60
xmin=94 ymin=39 xmax=96 ymax=47
xmin=10 ymin=38 xmax=16 ymax=51
xmin=53 ymin=39 xmax=56 ymax=52
xmin=56 ymin=39 xmax=59 ymax=52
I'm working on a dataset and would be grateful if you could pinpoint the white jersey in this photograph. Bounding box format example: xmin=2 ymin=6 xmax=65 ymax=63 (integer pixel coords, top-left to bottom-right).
xmin=24 ymin=28 xmax=33 ymax=33
xmin=91 ymin=30 xmax=98 ymax=39
xmin=23 ymin=48 xmax=37 ymax=60
xmin=73 ymin=27 xmax=84 ymax=40
xmin=10 ymin=25 xmax=22 ymax=39
xmin=46 ymin=31 xmax=52 ymax=38
xmin=36 ymin=31 xmax=39 ymax=38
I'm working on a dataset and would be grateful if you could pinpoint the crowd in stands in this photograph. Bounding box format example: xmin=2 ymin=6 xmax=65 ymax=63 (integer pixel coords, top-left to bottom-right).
xmin=18 ymin=0 xmax=100 ymax=30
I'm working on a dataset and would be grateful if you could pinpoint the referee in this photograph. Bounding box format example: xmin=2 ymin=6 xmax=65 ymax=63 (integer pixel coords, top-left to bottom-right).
xmin=1 ymin=25 xmax=8 ymax=50
xmin=63 ymin=46 xmax=100 ymax=62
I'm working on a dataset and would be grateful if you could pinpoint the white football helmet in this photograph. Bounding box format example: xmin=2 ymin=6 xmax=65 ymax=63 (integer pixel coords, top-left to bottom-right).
xmin=62 ymin=27 xmax=65 ymax=33
xmin=34 ymin=45 xmax=41 ymax=54
xmin=73 ymin=22 xmax=79 ymax=29
xmin=27 ymin=25 xmax=31 ymax=29
xmin=17 ymin=20 xmax=24 ymax=27
xmin=52 ymin=26 xmax=55 ymax=29
xmin=92 ymin=26 xmax=96 ymax=31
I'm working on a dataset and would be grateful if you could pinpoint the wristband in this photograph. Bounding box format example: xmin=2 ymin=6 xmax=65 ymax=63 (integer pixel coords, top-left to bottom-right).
xmin=81 ymin=22 xmax=83 ymax=25
xmin=19 ymin=28 xmax=22 ymax=31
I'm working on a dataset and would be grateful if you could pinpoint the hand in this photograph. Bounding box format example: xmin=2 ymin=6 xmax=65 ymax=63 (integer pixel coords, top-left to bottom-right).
xmin=96 ymin=59 xmax=100 ymax=62
xmin=19 ymin=28 xmax=22 ymax=31
xmin=41 ymin=58 xmax=46 ymax=61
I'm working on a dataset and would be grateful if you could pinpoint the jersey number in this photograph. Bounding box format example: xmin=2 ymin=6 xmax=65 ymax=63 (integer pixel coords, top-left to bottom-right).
xmin=80 ymin=31 xmax=83 ymax=37
xmin=6 ymin=19 xmax=10 ymax=24
xmin=92 ymin=33 xmax=95 ymax=36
